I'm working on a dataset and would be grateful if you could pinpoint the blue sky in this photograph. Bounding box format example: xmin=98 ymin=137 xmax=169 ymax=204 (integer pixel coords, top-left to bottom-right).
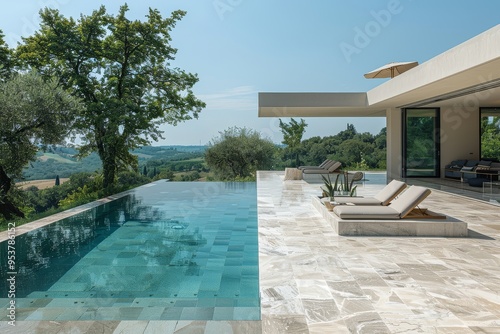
xmin=2 ymin=0 xmax=500 ymax=145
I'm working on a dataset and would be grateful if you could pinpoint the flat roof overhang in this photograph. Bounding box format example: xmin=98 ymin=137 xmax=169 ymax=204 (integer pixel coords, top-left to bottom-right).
xmin=258 ymin=92 xmax=386 ymax=117
xmin=259 ymin=24 xmax=500 ymax=117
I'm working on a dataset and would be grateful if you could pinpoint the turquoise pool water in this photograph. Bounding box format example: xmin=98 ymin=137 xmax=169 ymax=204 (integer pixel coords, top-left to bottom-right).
xmin=0 ymin=181 xmax=260 ymax=321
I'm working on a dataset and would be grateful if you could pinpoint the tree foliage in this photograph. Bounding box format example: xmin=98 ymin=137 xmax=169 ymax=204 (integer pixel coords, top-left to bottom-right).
xmin=17 ymin=4 xmax=205 ymax=190
xmin=205 ymin=127 xmax=276 ymax=180
xmin=279 ymin=118 xmax=307 ymax=167
xmin=0 ymin=72 xmax=82 ymax=219
xmin=0 ymin=30 xmax=14 ymax=80
xmin=481 ymin=116 xmax=500 ymax=159
xmin=275 ymin=123 xmax=387 ymax=170
xmin=405 ymin=116 xmax=435 ymax=166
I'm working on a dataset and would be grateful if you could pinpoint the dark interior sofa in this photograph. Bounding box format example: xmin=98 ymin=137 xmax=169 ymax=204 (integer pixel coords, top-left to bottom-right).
xmin=460 ymin=160 xmax=482 ymax=181
xmin=444 ymin=159 xmax=468 ymax=179
xmin=445 ymin=158 xmax=500 ymax=186
xmin=467 ymin=161 xmax=500 ymax=186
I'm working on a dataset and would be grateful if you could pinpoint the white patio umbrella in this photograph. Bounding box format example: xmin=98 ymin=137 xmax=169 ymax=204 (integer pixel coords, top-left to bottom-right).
xmin=364 ymin=61 xmax=418 ymax=79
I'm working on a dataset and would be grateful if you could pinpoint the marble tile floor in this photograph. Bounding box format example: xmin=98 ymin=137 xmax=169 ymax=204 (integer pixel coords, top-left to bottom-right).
xmin=258 ymin=171 xmax=500 ymax=333
xmin=405 ymin=177 xmax=500 ymax=207
xmin=3 ymin=171 xmax=500 ymax=333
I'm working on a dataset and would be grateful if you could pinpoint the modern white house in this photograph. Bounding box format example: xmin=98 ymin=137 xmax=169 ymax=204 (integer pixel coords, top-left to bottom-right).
xmin=258 ymin=24 xmax=500 ymax=181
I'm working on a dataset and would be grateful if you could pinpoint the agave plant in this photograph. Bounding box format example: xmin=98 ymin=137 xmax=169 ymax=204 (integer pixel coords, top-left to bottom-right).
xmin=336 ymin=171 xmax=358 ymax=197
xmin=323 ymin=171 xmax=359 ymax=197
xmin=321 ymin=174 xmax=340 ymax=199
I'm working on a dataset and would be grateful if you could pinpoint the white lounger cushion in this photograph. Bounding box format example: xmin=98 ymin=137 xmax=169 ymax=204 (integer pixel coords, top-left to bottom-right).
xmin=389 ymin=186 xmax=431 ymax=218
xmin=333 ymin=186 xmax=431 ymax=220
xmin=334 ymin=179 xmax=407 ymax=206
xmin=334 ymin=197 xmax=387 ymax=205
xmin=374 ymin=180 xmax=407 ymax=205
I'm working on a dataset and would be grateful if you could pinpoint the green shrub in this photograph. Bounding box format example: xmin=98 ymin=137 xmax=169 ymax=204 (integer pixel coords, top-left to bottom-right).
xmin=59 ymin=185 xmax=99 ymax=209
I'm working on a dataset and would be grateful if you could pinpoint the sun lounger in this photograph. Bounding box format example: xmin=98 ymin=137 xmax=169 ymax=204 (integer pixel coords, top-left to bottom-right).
xmin=334 ymin=179 xmax=407 ymax=206
xmin=302 ymin=161 xmax=342 ymax=174
xmin=333 ymin=185 xmax=431 ymax=219
xmin=299 ymin=160 xmax=335 ymax=171
xmin=298 ymin=159 xmax=333 ymax=170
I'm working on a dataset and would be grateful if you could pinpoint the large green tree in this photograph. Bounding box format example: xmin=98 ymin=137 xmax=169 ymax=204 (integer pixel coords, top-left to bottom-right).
xmin=17 ymin=5 xmax=205 ymax=190
xmin=0 ymin=30 xmax=14 ymax=80
xmin=205 ymin=127 xmax=276 ymax=180
xmin=0 ymin=72 xmax=82 ymax=219
xmin=279 ymin=118 xmax=307 ymax=167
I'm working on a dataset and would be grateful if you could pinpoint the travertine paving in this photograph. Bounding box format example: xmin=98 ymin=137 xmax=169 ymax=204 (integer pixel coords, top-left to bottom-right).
xmin=258 ymin=171 xmax=500 ymax=333
xmin=2 ymin=172 xmax=500 ymax=333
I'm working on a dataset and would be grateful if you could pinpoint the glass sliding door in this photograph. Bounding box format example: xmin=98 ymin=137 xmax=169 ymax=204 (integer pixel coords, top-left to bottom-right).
xmin=402 ymin=108 xmax=440 ymax=177
xmin=480 ymin=107 xmax=500 ymax=160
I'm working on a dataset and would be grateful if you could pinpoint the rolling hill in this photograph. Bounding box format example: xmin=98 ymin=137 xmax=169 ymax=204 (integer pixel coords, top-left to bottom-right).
xmin=21 ymin=145 xmax=207 ymax=181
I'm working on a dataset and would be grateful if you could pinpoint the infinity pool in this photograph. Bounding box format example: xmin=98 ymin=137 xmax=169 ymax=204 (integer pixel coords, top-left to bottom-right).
xmin=0 ymin=181 xmax=260 ymax=321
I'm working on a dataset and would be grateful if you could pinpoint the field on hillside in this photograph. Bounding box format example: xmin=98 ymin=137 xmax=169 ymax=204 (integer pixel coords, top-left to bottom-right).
xmin=38 ymin=153 xmax=76 ymax=163
xmin=17 ymin=178 xmax=70 ymax=190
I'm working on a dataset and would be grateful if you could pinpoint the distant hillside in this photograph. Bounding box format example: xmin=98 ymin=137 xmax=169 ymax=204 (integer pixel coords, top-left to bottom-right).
xmin=131 ymin=146 xmax=207 ymax=161
xmin=38 ymin=153 xmax=77 ymax=164
xmin=22 ymin=145 xmax=207 ymax=181
xmin=24 ymin=149 xmax=101 ymax=180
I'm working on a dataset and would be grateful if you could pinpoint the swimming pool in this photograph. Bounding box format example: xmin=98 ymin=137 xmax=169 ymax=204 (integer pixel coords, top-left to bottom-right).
xmin=0 ymin=181 xmax=260 ymax=321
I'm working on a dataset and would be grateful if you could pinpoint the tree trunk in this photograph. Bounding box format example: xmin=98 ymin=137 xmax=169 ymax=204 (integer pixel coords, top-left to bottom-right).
xmin=0 ymin=165 xmax=25 ymax=220
xmin=295 ymin=152 xmax=300 ymax=168
xmin=102 ymin=152 xmax=116 ymax=191
xmin=96 ymin=135 xmax=117 ymax=192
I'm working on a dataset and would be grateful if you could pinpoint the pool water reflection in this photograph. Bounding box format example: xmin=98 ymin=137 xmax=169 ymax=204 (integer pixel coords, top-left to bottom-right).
xmin=0 ymin=181 xmax=260 ymax=321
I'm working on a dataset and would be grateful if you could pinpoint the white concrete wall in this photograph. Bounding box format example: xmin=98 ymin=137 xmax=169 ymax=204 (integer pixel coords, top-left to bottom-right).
xmin=386 ymin=108 xmax=402 ymax=180
xmin=440 ymin=106 xmax=480 ymax=174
